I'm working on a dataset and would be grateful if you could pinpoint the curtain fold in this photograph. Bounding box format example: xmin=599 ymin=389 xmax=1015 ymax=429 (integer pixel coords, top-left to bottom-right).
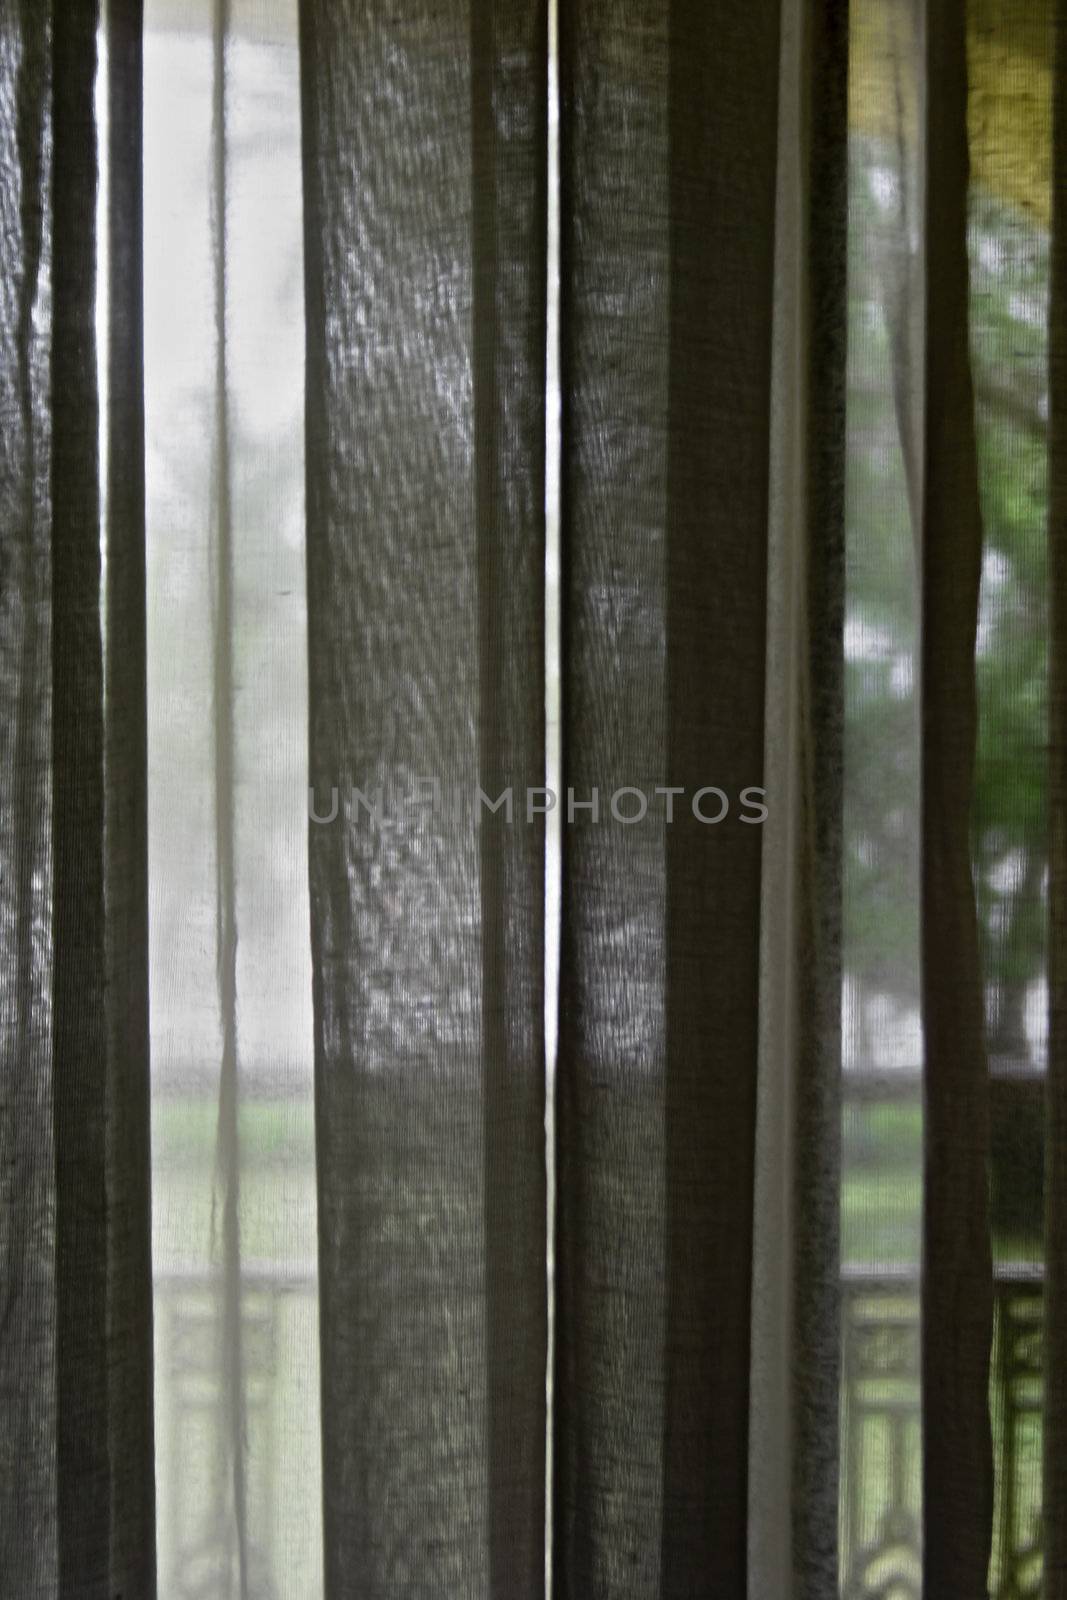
xmin=787 ymin=1 xmax=849 ymax=1589
xmin=919 ymin=1 xmax=996 ymax=1588
xmin=102 ymin=1 xmax=155 ymax=1593
xmin=553 ymin=2 xmax=784 ymax=1594
xmin=1 ymin=5 xmax=62 ymax=1587
xmin=1046 ymin=0 xmax=1067 ymax=1588
xmin=750 ymin=0 xmax=848 ymax=1595
xmin=299 ymin=2 xmax=548 ymax=1595
xmin=0 ymin=1 xmax=155 ymax=1594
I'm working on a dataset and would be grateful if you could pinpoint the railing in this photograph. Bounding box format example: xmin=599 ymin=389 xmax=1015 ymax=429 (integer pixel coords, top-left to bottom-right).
xmin=841 ymin=1055 xmax=1045 ymax=1597
xmin=154 ymin=1264 xmax=320 ymax=1600
xmin=156 ymin=1262 xmax=1046 ymax=1600
xmin=841 ymin=1264 xmax=1045 ymax=1599
xmin=154 ymin=1048 xmax=1047 ymax=1597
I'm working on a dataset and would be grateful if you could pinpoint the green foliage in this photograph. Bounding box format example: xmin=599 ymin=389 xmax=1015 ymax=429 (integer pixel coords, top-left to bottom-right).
xmin=845 ymin=145 xmax=1048 ymax=1069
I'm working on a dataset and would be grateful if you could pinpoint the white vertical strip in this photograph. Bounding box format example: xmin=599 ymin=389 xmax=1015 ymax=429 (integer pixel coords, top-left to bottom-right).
xmin=208 ymin=3 xmax=251 ymax=1591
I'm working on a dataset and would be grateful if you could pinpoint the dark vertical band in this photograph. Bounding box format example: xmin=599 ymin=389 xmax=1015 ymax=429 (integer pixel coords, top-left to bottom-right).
xmin=919 ymin=0 xmax=996 ymax=1589
xmin=471 ymin=0 xmax=549 ymax=1594
xmin=553 ymin=1 xmax=780 ymax=1593
xmin=1044 ymin=0 xmax=1067 ymax=1591
xmin=659 ymin=4 xmax=780 ymax=1591
xmin=49 ymin=3 xmax=110 ymax=1593
xmin=1 ymin=1 xmax=55 ymax=1589
xmin=104 ymin=0 xmax=156 ymax=1592
xmin=793 ymin=2 xmax=849 ymax=1592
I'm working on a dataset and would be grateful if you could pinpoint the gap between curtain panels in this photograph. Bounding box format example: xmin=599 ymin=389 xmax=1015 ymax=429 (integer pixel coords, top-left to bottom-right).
xmin=178 ymin=0 xmax=566 ymax=1593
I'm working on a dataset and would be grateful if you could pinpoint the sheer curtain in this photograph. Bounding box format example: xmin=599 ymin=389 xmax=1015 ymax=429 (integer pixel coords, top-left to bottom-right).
xmin=299 ymin=1 xmax=548 ymax=1596
xmin=1 ymin=3 xmax=155 ymax=1593
xmin=2 ymin=2 xmax=1066 ymax=1599
xmin=551 ymin=2 xmax=824 ymax=1593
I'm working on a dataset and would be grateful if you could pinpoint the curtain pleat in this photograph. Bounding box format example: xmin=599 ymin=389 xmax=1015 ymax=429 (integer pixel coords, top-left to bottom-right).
xmin=0 ymin=1 xmax=155 ymax=1594
xmin=788 ymin=2 xmax=849 ymax=1590
xmin=553 ymin=3 xmax=782 ymax=1594
xmin=750 ymin=0 xmax=848 ymax=1594
xmin=469 ymin=7 xmax=550 ymax=1595
xmin=1 ymin=5 xmax=60 ymax=1587
xmin=1046 ymin=0 xmax=1067 ymax=1589
xmin=42 ymin=5 xmax=110 ymax=1585
xmin=103 ymin=1 xmax=156 ymax=1594
xmin=299 ymin=2 xmax=547 ymax=1595
xmin=919 ymin=0 xmax=996 ymax=1589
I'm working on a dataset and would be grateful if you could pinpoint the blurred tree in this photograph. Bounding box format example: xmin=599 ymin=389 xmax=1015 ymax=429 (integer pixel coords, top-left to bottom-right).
xmin=844 ymin=146 xmax=1049 ymax=1247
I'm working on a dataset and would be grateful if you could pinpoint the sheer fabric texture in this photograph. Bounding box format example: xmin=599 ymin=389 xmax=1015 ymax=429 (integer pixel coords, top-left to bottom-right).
xmin=1 ymin=1 xmax=1066 ymax=1599
xmin=300 ymin=0 xmax=548 ymax=1595
xmin=0 ymin=2 xmax=154 ymax=1593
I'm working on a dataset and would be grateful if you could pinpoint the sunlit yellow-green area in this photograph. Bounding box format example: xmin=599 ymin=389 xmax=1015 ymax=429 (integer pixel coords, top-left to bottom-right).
xmin=850 ymin=0 xmax=1053 ymax=221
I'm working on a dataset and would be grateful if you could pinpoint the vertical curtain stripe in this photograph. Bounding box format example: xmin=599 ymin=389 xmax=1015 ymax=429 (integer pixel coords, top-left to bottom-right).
xmin=1 ymin=2 xmax=60 ymax=1587
xmin=554 ymin=2 xmax=781 ymax=1594
xmin=299 ymin=1 xmax=547 ymax=1593
xmin=660 ymin=3 xmax=780 ymax=1592
xmin=750 ymin=0 xmax=849 ymax=1593
xmin=1045 ymin=0 xmax=1067 ymax=1590
xmin=103 ymin=0 xmax=156 ymax=1592
xmin=919 ymin=0 xmax=996 ymax=1590
xmin=791 ymin=1 xmax=848 ymax=1592
xmin=554 ymin=2 xmax=673 ymax=1588
xmin=749 ymin=1 xmax=808 ymax=1588
xmin=49 ymin=9 xmax=111 ymax=1587
xmin=0 ymin=0 xmax=153 ymax=1590
xmin=471 ymin=3 xmax=549 ymax=1596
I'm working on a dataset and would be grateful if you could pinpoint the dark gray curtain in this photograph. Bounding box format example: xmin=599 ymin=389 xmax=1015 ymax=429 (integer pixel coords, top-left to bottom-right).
xmin=1046 ymin=0 xmax=1067 ymax=1590
xmin=0 ymin=1 xmax=154 ymax=1596
xmin=919 ymin=1 xmax=996 ymax=1589
xmin=782 ymin=4 xmax=849 ymax=1592
xmin=550 ymin=1 xmax=847 ymax=1596
xmin=298 ymin=2 xmax=548 ymax=1596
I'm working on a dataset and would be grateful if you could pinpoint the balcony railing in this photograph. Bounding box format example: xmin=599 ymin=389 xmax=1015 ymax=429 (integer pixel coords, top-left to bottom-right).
xmin=154 ymin=1259 xmax=1046 ymax=1599
xmin=841 ymin=1264 xmax=1044 ymax=1600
